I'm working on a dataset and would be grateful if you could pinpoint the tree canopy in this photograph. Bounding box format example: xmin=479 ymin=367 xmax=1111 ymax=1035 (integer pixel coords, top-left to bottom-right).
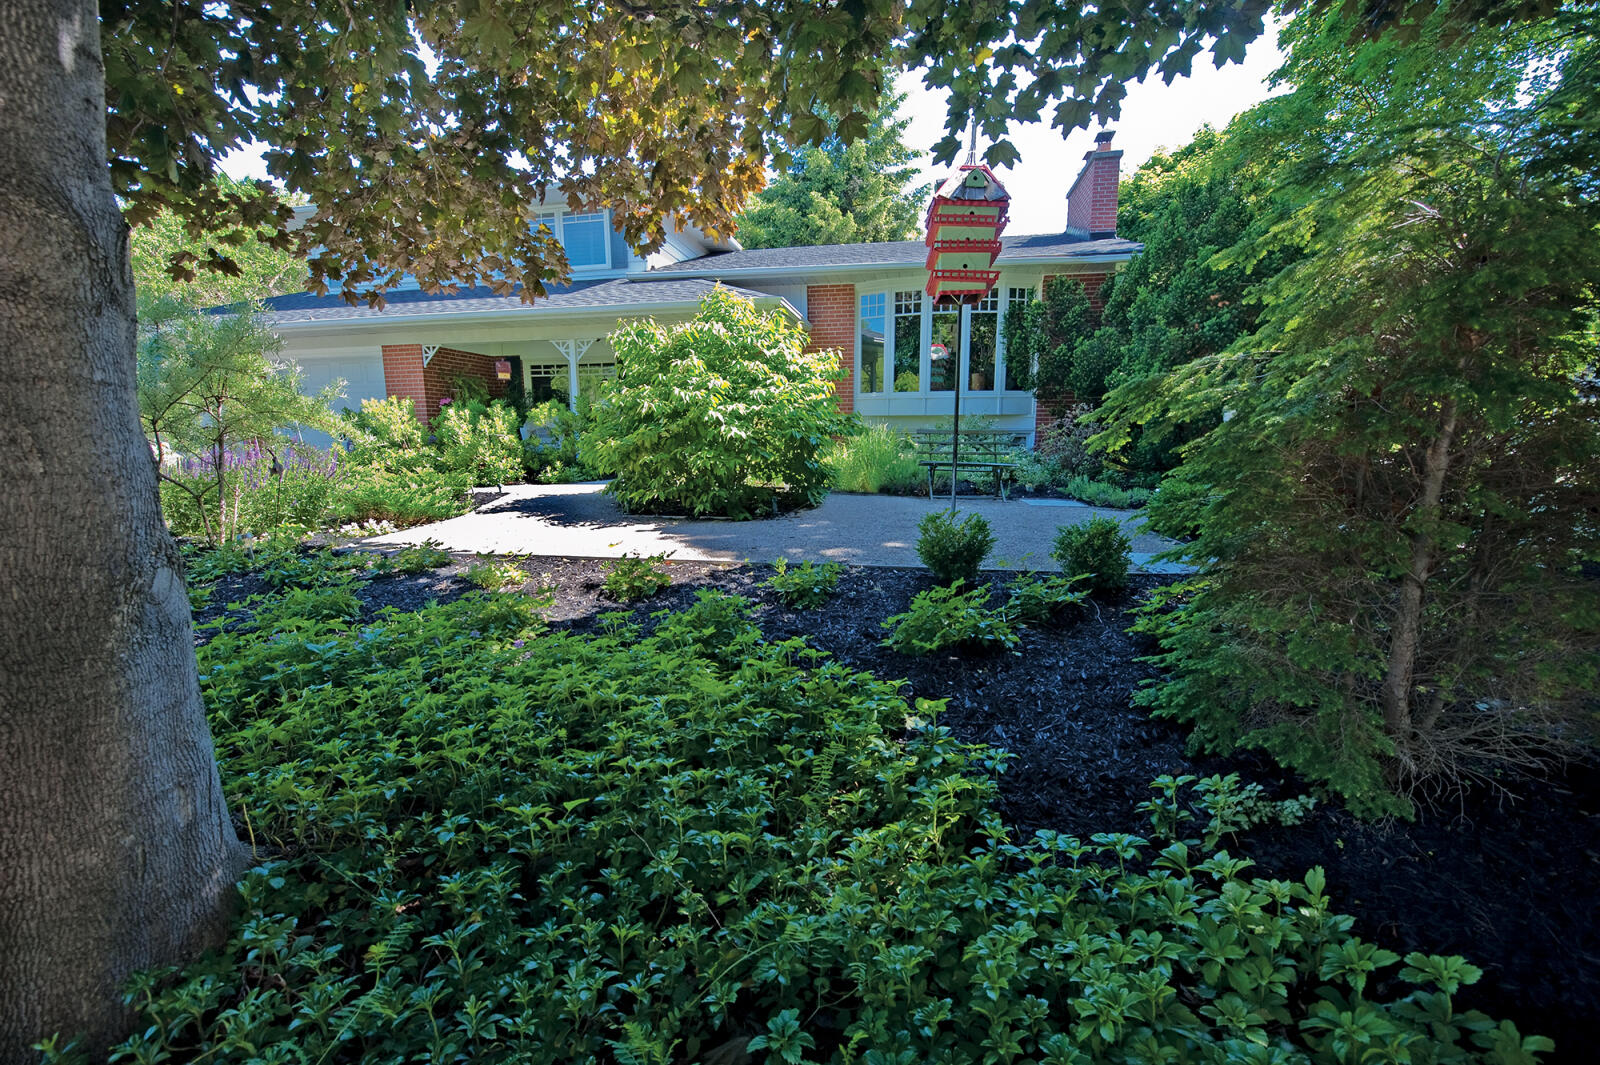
xmin=130 ymin=176 xmax=304 ymax=306
xmin=734 ymin=92 xmax=929 ymax=248
xmin=1097 ymin=3 xmax=1600 ymax=814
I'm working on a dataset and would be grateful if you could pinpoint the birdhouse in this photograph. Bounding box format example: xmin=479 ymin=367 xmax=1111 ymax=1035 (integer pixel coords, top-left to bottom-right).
xmin=924 ymin=162 xmax=1010 ymax=306
xmin=494 ymin=358 xmax=513 ymax=381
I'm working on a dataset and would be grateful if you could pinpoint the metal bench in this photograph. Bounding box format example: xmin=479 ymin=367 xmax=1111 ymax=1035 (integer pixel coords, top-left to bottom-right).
xmin=911 ymin=430 xmax=1024 ymax=500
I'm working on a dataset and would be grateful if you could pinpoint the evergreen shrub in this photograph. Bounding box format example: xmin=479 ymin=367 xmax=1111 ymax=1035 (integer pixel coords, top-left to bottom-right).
xmin=1052 ymin=517 xmax=1132 ymax=594
xmin=916 ymin=510 xmax=996 ymax=585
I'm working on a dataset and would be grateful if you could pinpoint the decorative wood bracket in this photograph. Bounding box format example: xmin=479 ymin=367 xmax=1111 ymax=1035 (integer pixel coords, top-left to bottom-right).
xmin=421 ymin=344 xmax=440 ymax=366
xmin=551 ymin=339 xmax=595 ymax=363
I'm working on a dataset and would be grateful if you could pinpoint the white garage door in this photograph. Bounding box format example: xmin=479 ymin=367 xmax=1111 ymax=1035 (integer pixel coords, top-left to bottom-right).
xmin=280 ymin=351 xmax=388 ymax=449
xmin=292 ymin=352 xmax=387 ymax=413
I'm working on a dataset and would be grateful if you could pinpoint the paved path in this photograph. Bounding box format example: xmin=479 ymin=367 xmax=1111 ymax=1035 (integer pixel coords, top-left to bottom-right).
xmin=367 ymin=482 xmax=1189 ymax=572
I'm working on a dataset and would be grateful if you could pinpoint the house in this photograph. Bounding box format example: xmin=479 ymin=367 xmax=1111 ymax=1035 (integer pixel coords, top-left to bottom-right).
xmin=262 ymin=132 xmax=1138 ymax=444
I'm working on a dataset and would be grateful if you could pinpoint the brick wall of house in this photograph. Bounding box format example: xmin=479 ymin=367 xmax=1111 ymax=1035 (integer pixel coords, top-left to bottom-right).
xmin=381 ymin=344 xmax=509 ymax=423
xmin=1033 ymin=272 xmax=1114 ymax=436
xmin=804 ymin=284 xmax=856 ymax=414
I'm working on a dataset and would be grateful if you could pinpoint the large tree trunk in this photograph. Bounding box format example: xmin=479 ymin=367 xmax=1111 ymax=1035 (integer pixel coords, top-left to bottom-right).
xmin=0 ymin=3 xmax=248 ymax=1060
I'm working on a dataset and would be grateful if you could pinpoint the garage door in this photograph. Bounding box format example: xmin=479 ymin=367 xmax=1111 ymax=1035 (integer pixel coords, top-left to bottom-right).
xmin=292 ymin=351 xmax=387 ymax=413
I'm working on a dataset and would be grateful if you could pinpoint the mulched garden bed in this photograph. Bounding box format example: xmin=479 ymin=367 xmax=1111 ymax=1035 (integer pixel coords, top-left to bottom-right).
xmin=197 ymin=550 xmax=1599 ymax=1060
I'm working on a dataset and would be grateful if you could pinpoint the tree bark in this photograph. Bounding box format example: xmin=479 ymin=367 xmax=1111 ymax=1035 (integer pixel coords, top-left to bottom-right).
xmin=0 ymin=3 xmax=248 ymax=1060
xmin=1378 ymin=397 xmax=1460 ymax=745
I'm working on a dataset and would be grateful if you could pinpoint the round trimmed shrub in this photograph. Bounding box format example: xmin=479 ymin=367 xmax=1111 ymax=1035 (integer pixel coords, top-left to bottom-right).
xmin=1052 ymin=516 xmax=1132 ymax=593
xmin=916 ymin=510 xmax=996 ymax=585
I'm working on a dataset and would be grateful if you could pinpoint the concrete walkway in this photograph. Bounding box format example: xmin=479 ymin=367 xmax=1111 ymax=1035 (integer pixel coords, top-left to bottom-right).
xmin=366 ymin=482 xmax=1189 ymax=572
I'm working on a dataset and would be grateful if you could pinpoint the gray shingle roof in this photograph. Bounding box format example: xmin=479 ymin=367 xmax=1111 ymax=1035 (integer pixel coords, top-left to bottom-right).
xmin=259 ymin=277 xmax=780 ymax=326
xmin=646 ymin=231 xmax=1141 ymax=275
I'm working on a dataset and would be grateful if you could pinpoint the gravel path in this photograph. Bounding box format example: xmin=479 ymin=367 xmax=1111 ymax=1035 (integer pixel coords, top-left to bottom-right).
xmin=366 ymin=482 xmax=1189 ymax=572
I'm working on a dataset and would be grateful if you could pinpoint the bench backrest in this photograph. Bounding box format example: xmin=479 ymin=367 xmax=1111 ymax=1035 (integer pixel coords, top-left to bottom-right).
xmin=910 ymin=430 xmax=1027 ymax=463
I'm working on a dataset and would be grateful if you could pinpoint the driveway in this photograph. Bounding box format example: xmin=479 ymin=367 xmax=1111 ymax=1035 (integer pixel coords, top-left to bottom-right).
xmin=366 ymin=482 xmax=1188 ymax=572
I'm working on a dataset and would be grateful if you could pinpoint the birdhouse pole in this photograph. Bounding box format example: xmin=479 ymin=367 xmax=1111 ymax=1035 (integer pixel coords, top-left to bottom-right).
xmin=923 ymin=115 xmax=1010 ymax=511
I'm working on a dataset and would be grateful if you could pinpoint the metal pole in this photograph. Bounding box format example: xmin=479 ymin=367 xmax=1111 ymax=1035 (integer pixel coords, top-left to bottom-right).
xmin=951 ymin=302 xmax=971 ymax=512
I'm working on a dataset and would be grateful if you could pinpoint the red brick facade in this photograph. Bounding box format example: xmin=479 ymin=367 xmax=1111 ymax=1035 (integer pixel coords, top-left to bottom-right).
xmin=381 ymin=344 xmax=509 ymax=423
xmin=804 ymin=284 xmax=857 ymax=415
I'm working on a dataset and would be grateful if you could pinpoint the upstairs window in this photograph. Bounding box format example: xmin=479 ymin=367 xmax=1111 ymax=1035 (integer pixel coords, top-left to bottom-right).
xmin=562 ymin=212 xmax=609 ymax=268
xmin=534 ymin=210 xmax=611 ymax=270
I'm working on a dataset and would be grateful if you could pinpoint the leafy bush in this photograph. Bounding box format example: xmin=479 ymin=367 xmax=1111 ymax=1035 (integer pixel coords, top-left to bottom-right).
xmin=463 ymin=555 xmax=527 ymax=590
xmin=765 ymin=557 xmax=842 ymax=608
xmin=602 ymin=552 xmax=673 ymax=601
xmin=95 ymin=580 xmax=1545 ymax=1065
xmin=916 ymin=509 xmax=996 ymax=585
xmin=1060 ymin=475 xmax=1152 ymax=509
xmin=331 ymin=466 xmax=475 ymax=527
xmin=827 ymin=425 xmax=922 ymax=494
xmin=344 ymin=395 xmax=428 ymax=463
xmin=1053 ymin=516 xmax=1133 ymax=594
xmin=592 ymin=288 xmax=854 ymax=518
xmin=881 ymin=581 xmax=1019 ymax=654
xmin=522 ymin=397 xmax=611 ymax=482
xmin=433 ymin=400 xmax=524 ymax=485
xmin=1004 ymin=572 xmax=1089 ymax=626
xmin=380 ymin=540 xmax=453 ymax=575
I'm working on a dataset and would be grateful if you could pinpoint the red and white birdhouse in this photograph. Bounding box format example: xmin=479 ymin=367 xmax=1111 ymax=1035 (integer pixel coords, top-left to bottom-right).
xmin=924 ymin=162 xmax=1010 ymax=306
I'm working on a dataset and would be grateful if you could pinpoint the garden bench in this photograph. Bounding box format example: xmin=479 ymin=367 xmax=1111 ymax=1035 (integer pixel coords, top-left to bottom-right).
xmin=911 ymin=430 xmax=1026 ymax=500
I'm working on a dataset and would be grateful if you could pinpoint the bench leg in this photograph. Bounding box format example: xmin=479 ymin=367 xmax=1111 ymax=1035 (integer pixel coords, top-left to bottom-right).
xmin=926 ymin=467 xmax=934 ymax=500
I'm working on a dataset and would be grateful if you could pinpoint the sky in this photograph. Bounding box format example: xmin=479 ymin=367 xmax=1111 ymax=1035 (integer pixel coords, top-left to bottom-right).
xmin=222 ymin=22 xmax=1288 ymax=238
xmin=893 ymin=21 xmax=1288 ymax=235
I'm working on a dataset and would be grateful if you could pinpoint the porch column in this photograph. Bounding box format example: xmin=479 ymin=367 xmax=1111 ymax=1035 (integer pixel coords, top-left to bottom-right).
xmin=551 ymin=339 xmax=596 ymax=411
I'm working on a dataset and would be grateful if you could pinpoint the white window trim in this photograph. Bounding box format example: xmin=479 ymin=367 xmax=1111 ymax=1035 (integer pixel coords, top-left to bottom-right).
xmin=856 ymin=280 xmax=1031 ymax=399
xmin=535 ymin=208 xmax=613 ymax=272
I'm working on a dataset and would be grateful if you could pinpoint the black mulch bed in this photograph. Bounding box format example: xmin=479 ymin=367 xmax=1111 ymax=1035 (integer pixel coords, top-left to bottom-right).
xmin=195 ymin=550 xmax=1599 ymax=1059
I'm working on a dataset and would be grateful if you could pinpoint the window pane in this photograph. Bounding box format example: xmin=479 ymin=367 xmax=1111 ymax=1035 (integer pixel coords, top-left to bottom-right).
xmin=1001 ymin=286 xmax=1034 ymax=391
xmin=858 ymin=293 xmax=887 ymax=394
xmin=563 ymin=212 xmax=608 ymax=268
xmin=970 ymin=290 xmax=999 ymax=392
xmin=930 ymin=308 xmax=959 ymax=392
xmin=893 ymin=290 xmax=921 ymax=391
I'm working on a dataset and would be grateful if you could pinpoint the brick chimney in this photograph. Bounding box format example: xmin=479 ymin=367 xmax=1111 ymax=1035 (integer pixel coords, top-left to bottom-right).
xmin=1066 ymin=130 xmax=1122 ymax=238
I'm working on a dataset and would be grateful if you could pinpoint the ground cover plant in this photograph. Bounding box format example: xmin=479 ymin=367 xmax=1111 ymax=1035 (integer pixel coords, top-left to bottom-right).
xmin=462 ymin=555 xmax=528 ymax=591
xmin=592 ymin=289 xmax=855 ymax=519
xmin=83 ymin=568 xmax=1554 ymax=1065
xmin=766 ymin=557 xmax=843 ymax=608
xmin=377 ymin=541 xmax=454 ymax=575
xmin=602 ymin=552 xmax=674 ymax=601
xmin=881 ymin=581 xmax=1020 ymax=654
xmin=916 ymin=510 xmax=996 ymax=585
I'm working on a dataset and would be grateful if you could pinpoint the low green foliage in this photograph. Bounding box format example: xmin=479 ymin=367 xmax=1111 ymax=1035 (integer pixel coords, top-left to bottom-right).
xmin=330 ymin=465 xmax=475 ymax=527
xmin=592 ymin=288 xmax=854 ymax=519
xmin=1004 ymin=572 xmax=1089 ymax=626
xmin=766 ymin=557 xmax=843 ymax=608
xmin=379 ymin=540 xmax=454 ymax=575
xmin=826 ymin=425 xmax=922 ymax=494
xmin=1053 ymin=517 xmax=1133 ymax=594
xmin=602 ymin=552 xmax=673 ymax=601
xmin=90 ymin=578 xmax=1545 ymax=1065
xmin=881 ymin=581 xmax=1020 ymax=655
xmin=523 ymin=397 xmax=611 ymax=482
xmin=462 ymin=555 xmax=527 ymax=591
xmin=915 ymin=510 xmax=996 ymax=586
xmin=1059 ymin=475 xmax=1152 ymax=509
